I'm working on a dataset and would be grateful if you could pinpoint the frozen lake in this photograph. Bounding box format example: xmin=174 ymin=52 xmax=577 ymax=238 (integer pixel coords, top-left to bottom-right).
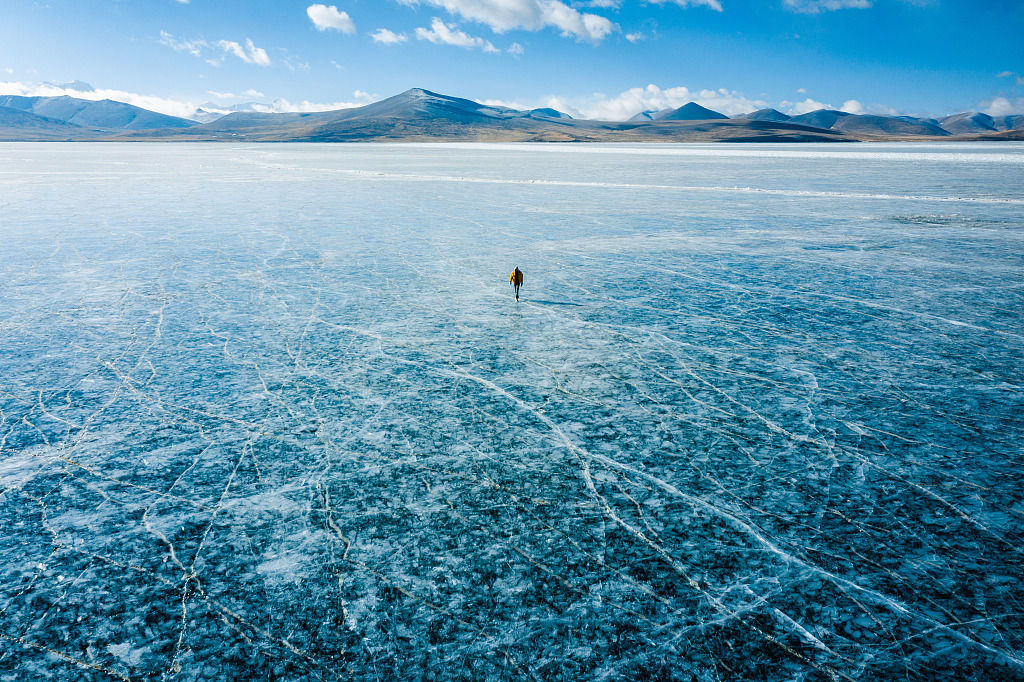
xmin=1 ymin=142 xmax=1022 ymax=680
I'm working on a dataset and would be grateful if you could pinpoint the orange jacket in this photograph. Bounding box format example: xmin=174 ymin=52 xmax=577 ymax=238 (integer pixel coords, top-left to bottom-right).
xmin=509 ymin=268 xmax=523 ymax=285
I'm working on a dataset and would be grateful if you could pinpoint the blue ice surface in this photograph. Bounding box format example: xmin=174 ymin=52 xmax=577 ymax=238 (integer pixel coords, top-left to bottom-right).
xmin=0 ymin=142 xmax=1022 ymax=680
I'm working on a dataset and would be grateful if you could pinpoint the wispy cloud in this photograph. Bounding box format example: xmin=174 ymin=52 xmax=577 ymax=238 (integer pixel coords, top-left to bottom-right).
xmin=281 ymin=56 xmax=311 ymax=72
xmin=415 ymin=18 xmax=500 ymax=53
xmin=371 ymin=28 xmax=408 ymax=44
xmin=159 ymin=30 xmax=206 ymax=57
xmin=997 ymin=70 xmax=1024 ymax=86
xmin=216 ymin=39 xmax=271 ymax=66
xmin=307 ymin=4 xmax=356 ymax=34
xmin=242 ymin=95 xmax=373 ymax=113
xmin=159 ymin=31 xmax=271 ymax=66
xmin=207 ymin=88 xmax=265 ymax=99
xmin=783 ymin=0 xmax=870 ymax=13
xmin=648 ymin=0 xmax=723 ymax=12
xmin=399 ymin=0 xmax=616 ymax=42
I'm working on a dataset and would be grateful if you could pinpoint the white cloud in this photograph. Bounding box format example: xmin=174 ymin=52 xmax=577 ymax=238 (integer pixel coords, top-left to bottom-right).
xmin=203 ymin=88 xmax=267 ymax=100
xmin=415 ymin=18 xmax=500 ymax=53
xmin=160 ymin=31 xmax=271 ymax=66
xmin=216 ymin=39 xmax=271 ymax=66
xmin=797 ymin=87 xmax=807 ymax=94
xmin=508 ymin=41 xmax=525 ymax=55
xmin=400 ymin=0 xmax=616 ymax=42
xmin=583 ymin=84 xmax=765 ymax=120
xmin=371 ymin=28 xmax=408 ymax=44
xmin=691 ymin=87 xmax=768 ymax=116
xmin=998 ymin=71 xmax=1024 ymax=86
xmin=979 ymin=96 xmax=1024 ymax=117
xmin=868 ymin=103 xmax=899 ymax=116
xmin=283 ymin=58 xmax=312 ymax=72
xmin=625 ymin=32 xmax=644 ymax=42
xmin=840 ymin=99 xmax=864 ymax=114
xmin=195 ymin=90 xmax=378 ymax=118
xmin=648 ymin=0 xmax=723 ymax=12
xmin=780 ymin=97 xmax=831 ymax=114
xmin=307 ymin=4 xmax=356 ymax=34
xmin=159 ymin=30 xmax=207 ymax=57
xmin=783 ymin=0 xmax=870 ymax=13
xmin=484 ymin=84 xmax=767 ymax=121
xmin=245 ymin=96 xmax=370 ymax=113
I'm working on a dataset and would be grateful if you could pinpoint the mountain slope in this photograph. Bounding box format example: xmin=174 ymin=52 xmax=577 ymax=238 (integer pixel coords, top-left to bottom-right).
xmin=590 ymin=118 xmax=850 ymax=142
xmin=327 ymin=88 xmax=522 ymax=122
xmin=223 ymin=89 xmax=579 ymax=142
xmin=0 ymin=95 xmax=198 ymax=130
xmin=185 ymin=90 xmax=842 ymax=142
xmin=1 ymin=87 xmax=1020 ymax=142
xmin=0 ymin=105 xmax=107 ymax=140
xmin=789 ymin=109 xmax=949 ymax=137
xmin=994 ymin=115 xmax=1024 ymax=131
xmin=628 ymin=110 xmax=661 ymax=122
xmin=739 ymin=108 xmax=791 ymax=122
xmin=833 ymin=114 xmax=949 ymax=137
xmin=658 ymin=102 xmax=729 ymax=121
xmin=629 ymin=102 xmax=729 ymax=122
xmin=112 ymin=92 xmax=850 ymax=143
xmin=939 ymin=112 xmax=996 ymax=135
xmin=789 ymin=109 xmax=850 ymax=129
xmin=528 ymin=108 xmax=572 ymax=120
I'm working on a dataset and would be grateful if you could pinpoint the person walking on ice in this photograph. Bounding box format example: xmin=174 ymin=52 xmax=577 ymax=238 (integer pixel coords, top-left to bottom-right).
xmin=509 ymin=266 xmax=524 ymax=301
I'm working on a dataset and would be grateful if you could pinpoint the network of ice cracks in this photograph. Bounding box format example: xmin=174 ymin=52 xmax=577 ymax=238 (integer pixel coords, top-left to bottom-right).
xmin=0 ymin=143 xmax=1022 ymax=680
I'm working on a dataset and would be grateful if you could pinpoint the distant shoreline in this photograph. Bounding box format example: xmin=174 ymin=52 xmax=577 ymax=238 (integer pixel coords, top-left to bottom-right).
xmin=5 ymin=136 xmax=1023 ymax=144
xmin=3 ymin=88 xmax=1022 ymax=144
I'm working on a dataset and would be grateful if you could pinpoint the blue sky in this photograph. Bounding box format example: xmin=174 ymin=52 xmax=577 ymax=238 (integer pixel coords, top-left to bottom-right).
xmin=1 ymin=0 xmax=1021 ymax=120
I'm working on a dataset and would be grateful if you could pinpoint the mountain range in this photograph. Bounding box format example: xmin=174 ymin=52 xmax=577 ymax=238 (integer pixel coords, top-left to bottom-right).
xmin=1 ymin=88 xmax=1022 ymax=143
